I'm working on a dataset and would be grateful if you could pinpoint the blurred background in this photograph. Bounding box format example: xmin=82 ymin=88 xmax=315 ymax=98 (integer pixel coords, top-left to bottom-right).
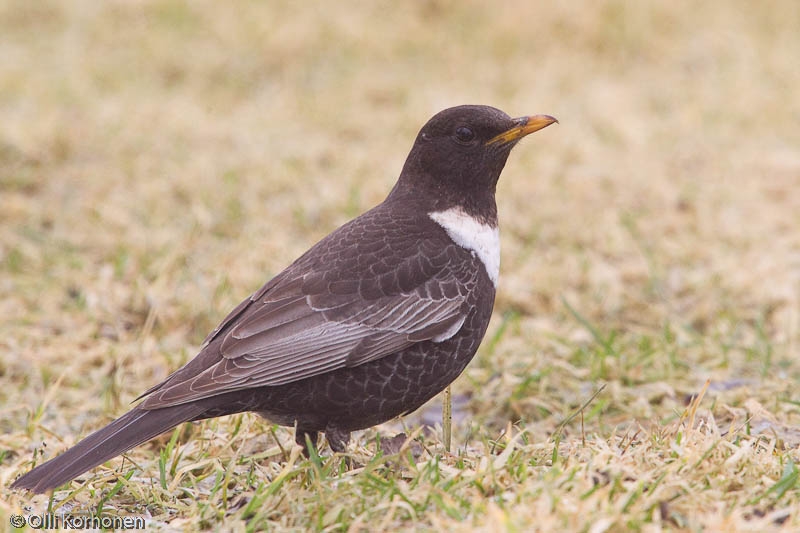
xmin=1 ymin=0 xmax=799 ymax=526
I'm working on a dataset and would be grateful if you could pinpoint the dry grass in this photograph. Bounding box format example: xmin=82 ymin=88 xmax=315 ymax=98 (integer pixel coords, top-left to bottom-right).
xmin=2 ymin=1 xmax=799 ymax=531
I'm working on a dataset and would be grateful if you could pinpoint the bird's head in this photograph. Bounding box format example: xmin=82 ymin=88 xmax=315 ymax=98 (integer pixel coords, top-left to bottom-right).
xmin=395 ymin=105 xmax=557 ymax=219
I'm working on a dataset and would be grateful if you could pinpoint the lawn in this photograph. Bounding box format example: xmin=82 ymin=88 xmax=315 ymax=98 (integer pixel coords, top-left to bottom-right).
xmin=2 ymin=1 xmax=799 ymax=531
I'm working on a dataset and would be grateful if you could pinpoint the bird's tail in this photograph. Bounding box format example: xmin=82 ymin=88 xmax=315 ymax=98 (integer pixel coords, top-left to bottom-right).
xmin=11 ymin=403 xmax=206 ymax=493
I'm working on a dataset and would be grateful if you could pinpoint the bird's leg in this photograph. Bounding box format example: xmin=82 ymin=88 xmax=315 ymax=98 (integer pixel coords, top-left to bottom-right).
xmin=325 ymin=426 xmax=360 ymax=469
xmin=325 ymin=426 xmax=350 ymax=453
xmin=295 ymin=429 xmax=319 ymax=457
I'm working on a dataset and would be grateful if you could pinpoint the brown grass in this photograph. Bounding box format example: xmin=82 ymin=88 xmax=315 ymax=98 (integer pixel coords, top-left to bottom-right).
xmin=2 ymin=0 xmax=799 ymax=531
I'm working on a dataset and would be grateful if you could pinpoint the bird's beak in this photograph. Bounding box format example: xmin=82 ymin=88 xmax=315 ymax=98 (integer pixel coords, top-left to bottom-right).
xmin=487 ymin=114 xmax=558 ymax=145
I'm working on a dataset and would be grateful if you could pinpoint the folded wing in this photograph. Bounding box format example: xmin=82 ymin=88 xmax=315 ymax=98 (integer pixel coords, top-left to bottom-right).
xmin=140 ymin=244 xmax=471 ymax=408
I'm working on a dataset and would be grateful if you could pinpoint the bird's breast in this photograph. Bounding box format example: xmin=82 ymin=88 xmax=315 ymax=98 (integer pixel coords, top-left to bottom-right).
xmin=428 ymin=207 xmax=500 ymax=288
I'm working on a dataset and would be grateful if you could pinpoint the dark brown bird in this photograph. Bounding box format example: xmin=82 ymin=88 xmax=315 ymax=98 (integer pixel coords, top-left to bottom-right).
xmin=12 ymin=105 xmax=557 ymax=493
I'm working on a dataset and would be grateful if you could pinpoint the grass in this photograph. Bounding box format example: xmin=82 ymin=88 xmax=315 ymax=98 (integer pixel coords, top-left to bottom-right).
xmin=2 ymin=0 xmax=800 ymax=530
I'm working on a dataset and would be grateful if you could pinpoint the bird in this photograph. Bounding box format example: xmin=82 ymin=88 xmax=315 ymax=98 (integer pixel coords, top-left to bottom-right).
xmin=11 ymin=105 xmax=557 ymax=493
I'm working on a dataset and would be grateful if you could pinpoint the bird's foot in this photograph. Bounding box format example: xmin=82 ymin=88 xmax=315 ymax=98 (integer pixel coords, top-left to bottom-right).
xmin=295 ymin=426 xmax=351 ymax=457
xmin=295 ymin=429 xmax=319 ymax=457
xmin=325 ymin=426 xmax=350 ymax=453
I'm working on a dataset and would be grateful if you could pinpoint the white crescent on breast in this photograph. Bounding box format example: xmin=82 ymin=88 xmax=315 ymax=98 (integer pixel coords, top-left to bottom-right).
xmin=429 ymin=207 xmax=500 ymax=288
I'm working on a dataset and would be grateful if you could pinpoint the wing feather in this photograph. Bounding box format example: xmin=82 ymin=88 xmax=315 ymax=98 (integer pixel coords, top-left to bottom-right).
xmin=139 ymin=214 xmax=482 ymax=409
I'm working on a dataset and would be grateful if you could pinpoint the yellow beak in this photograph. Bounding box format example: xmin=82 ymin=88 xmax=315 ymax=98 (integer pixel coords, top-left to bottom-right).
xmin=487 ymin=114 xmax=558 ymax=145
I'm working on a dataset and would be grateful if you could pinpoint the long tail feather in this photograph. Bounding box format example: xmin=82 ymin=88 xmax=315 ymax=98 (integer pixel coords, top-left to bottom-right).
xmin=11 ymin=404 xmax=205 ymax=493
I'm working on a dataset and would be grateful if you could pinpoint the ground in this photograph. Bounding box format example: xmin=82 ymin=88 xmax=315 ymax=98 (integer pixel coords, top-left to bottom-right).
xmin=1 ymin=1 xmax=799 ymax=531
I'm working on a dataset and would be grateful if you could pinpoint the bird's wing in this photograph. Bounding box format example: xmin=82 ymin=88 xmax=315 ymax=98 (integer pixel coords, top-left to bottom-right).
xmin=140 ymin=236 xmax=473 ymax=408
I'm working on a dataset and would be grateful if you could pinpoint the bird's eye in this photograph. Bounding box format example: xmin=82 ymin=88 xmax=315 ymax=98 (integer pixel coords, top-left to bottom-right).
xmin=454 ymin=126 xmax=475 ymax=144
xmin=420 ymin=132 xmax=432 ymax=142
